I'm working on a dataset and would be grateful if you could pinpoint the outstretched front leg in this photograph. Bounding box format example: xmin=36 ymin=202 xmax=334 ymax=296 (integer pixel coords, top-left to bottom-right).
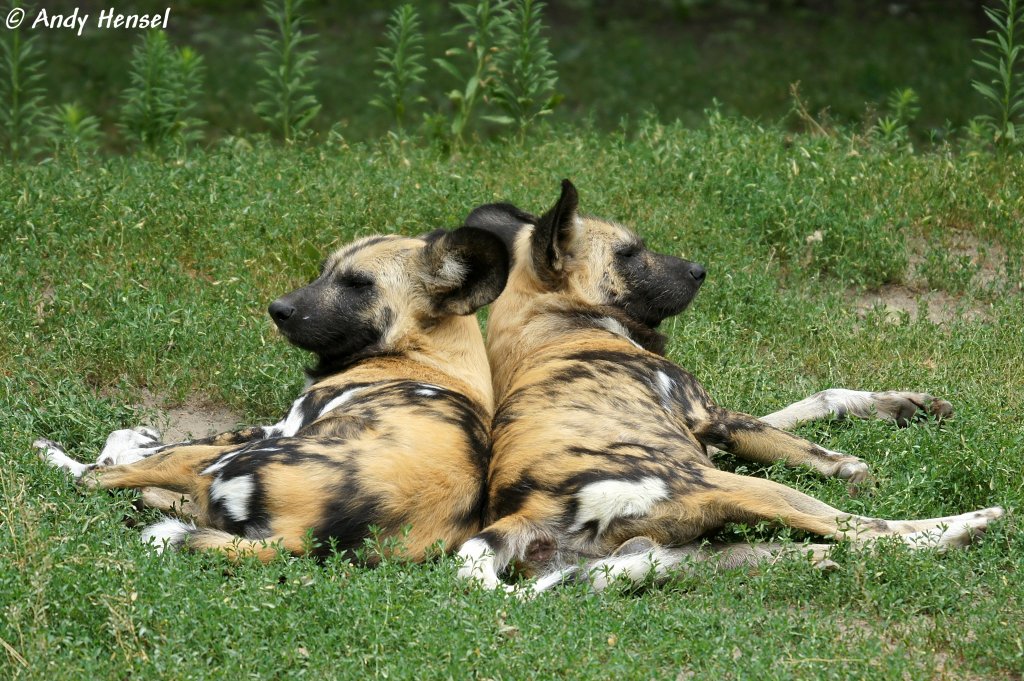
xmin=760 ymin=389 xmax=953 ymax=430
xmin=693 ymin=406 xmax=871 ymax=482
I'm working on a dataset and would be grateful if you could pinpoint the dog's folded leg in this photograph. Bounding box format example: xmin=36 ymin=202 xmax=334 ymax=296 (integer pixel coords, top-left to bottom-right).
xmin=138 ymin=487 xmax=199 ymax=520
xmin=694 ymin=406 xmax=870 ymax=481
xmin=760 ymin=389 xmax=953 ymax=430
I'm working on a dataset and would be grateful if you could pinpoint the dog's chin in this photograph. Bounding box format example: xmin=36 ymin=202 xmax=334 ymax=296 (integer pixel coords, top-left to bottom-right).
xmin=627 ymin=299 xmax=695 ymax=330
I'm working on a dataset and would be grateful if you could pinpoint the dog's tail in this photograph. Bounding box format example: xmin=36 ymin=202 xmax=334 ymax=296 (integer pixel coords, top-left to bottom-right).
xmin=529 ymin=538 xmax=836 ymax=595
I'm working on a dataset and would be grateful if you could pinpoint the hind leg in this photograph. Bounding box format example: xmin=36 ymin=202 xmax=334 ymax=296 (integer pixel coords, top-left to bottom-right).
xmin=689 ymin=468 xmax=1003 ymax=549
xmin=696 ymin=407 xmax=870 ymax=482
xmin=760 ymin=390 xmax=953 ymax=430
xmin=532 ymin=539 xmax=836 ymax=594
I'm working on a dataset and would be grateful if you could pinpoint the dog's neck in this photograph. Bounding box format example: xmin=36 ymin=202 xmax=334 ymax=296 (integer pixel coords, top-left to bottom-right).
xmin=486 ymin=285 xmax=666 ymax=404
xmin=307 ymin=314 xmax=494 ymax=414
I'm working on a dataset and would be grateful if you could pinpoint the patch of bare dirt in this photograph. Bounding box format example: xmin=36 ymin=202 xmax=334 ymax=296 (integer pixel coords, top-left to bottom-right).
xmin=136 ymin=390 xmax=244 ymax=444
xmin=850 ymin=284 xmax=991 ymax=325
xmin=907 ymin=230 xmax=1010 ymax=289
xmin=849 ymin=231 xmax=1010 ymax=326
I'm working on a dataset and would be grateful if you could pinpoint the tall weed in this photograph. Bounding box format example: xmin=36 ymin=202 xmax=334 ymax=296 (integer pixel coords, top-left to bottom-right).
xmin=371 ymin=4 xmax=427 ymax=139
xmin=972 ymin=0 xmax=1024 ymax=144
xmin=489 ymin=0 xmax=560 ymax=138
xmin=119 ymin=30 xmax=206 ymax=150
xmin=254 ymin=0 xmax=321 ymax=141
xmin=0 ymin=3 xmax=47 ymax=161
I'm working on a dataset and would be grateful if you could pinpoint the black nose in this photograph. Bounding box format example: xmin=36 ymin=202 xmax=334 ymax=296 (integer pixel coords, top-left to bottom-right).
xmin=268 ymin=300 xmax=295 ymax=325
xmin=689 ymin=264 xmax=706 ymax=283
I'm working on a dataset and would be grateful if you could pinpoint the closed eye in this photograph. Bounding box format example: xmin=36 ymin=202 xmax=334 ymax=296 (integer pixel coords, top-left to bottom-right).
xmin=615 ymin=243 xmax=642 ymax=258
xmin=341 ymin=273 xmax=374 ymax=289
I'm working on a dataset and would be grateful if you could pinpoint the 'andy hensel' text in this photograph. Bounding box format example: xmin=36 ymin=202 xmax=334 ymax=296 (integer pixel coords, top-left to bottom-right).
xmin=31 ymin=8 xmax=171 ymax=37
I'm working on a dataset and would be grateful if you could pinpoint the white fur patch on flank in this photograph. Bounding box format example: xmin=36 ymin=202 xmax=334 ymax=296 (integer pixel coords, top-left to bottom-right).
xmin=210 ymin=474 xmax=255 ymax=522
xmin=141 ymin=517 xmax=196 ymax=554
xmin=415 ymin=383 xmax=443 ymax=397
xmin=202 ymin=450 xmax=241 ymax=476
xmin=654 ymin=370 xmax=675 ymax=410
xmin=573 ymin=477 xmax=669 ymax=535
xmin=318 ymin=387 xmax=366 ymax=419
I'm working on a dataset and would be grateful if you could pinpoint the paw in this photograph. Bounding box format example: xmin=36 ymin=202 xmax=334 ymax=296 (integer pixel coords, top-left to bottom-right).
xmin=610 ymin=536 xmax=659 ymax=557
xmin=875 ymin=392 xmax=953 ymax=427
xmin=34 ymin=438 xmax=90 ymax=478
xmin=901 ymin=507 xmax=1004 ymax=551
xmin=96 ymin=427 xmax=162 ymax=466
xmin=834 ymin=458 xmax=870 ymax=483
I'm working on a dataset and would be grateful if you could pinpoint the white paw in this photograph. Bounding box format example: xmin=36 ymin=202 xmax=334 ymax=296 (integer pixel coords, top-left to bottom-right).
xmin=96 ymin=427 xmax=162 ymax=466
xmin=34 ymin=438 xmax=90 ymax=478
xmin=901 ymin=507 xmax=1005 ymax=550
xmin=836 ymin=459 xmax=870 ymax=483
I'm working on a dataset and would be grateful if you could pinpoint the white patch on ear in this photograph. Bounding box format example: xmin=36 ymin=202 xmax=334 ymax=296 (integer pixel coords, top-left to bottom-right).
xmin=210 ymin=474 xmax=255 ymax=522
xmin=572 ymin=477 xmax=669 ymax=535
xmin=437 ymin=253 xmax=467 ymax=286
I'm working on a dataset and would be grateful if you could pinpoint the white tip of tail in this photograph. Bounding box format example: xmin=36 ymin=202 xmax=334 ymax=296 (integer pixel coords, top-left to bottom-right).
xmin=141 ymin=518 xmax=196 ymax=554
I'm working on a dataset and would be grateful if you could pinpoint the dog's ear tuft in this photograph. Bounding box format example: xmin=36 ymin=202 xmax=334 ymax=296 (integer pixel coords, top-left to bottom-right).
xmin=531 ymin=179 xmax=579 ymax=286
xmin=422 ymin=226 xmax=510 ymax=317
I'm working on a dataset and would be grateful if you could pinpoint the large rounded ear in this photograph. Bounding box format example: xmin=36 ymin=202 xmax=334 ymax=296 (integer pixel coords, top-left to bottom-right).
xmin=463 ymin=202 xmax=536 ymax=262
xmin=531 ymin=179 xmax=579 ymax=287
xmin=421 ymin=226 xmax=510 ymax=317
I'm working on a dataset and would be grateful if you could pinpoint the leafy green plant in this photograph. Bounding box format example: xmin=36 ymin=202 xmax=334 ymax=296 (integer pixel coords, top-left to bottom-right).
xmin=874 ymin=87 xmax=919 ymax=146
xmin=489 ymin=0 xmax=560 ymax=137
xmin=175 ymin=47 xmax=207 ymax=146
xmin=0 ymin=2 xmax=47 ymax=161
xmin=43 ymin=103 xmax=102 ymax=157
xmin=119 ymin=30 xmax=207 ymax=150
xmin=972 ymin=0 xmax=1024 ymax=144
xmin=435 ymin=0 xmax=510 ymax=148
xmin=254 ymin=0 xmax=322 ymax=141
xmin=371 ymin=4 xmax=427 ymax=138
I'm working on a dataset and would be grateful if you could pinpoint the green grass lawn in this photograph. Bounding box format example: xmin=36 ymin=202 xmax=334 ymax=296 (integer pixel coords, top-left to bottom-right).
xmin=2 ymin=120 xmax=1023 ymax=679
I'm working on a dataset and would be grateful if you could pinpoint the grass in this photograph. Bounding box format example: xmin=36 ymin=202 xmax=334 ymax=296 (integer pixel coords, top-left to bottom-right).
xmin=2 ymin=120 xmax=1023 ymax=679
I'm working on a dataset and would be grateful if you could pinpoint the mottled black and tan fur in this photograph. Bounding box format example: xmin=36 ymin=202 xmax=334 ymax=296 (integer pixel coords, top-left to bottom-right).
xmin=37 ymin=227 xmax=509 ymax=563
xmin=457 ymin=180 xmax=1003 ymax=592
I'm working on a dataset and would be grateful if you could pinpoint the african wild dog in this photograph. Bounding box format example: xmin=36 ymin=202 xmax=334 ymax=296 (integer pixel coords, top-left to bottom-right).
xmin=456 ymin=180 xmax=1003 ymax=592
xmin=36 ymin=227 xmax=508 ymax=562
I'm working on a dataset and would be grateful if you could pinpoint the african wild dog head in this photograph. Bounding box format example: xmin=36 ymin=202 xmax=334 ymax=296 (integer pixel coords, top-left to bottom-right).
xmin=268 ymin=227 xmax=509 ymax=379
xmin=465 ymin=179 xmax=706 ymax=338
